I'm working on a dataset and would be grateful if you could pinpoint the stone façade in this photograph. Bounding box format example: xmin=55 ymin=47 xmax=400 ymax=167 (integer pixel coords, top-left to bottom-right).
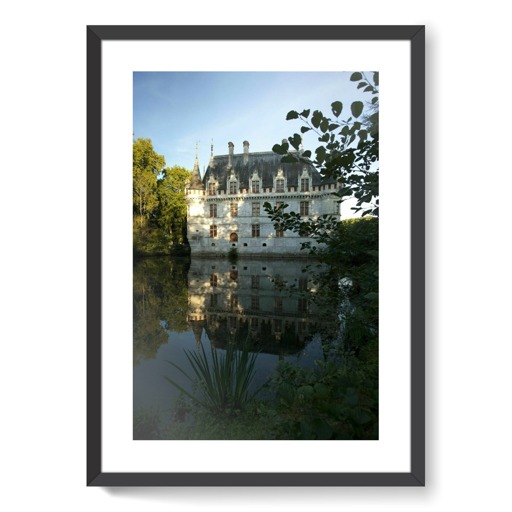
xmin=186 ymin=141 xmax=341 ymax=257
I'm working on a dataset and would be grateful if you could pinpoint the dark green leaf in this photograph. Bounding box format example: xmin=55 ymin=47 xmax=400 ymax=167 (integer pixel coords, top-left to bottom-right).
xmin=286 ymin=110 xmax=299 ymax=120
xmin=300 ymin=126 xmax=311 ymax=133
xmin=302 ymin=150 xmax=312 ymax=158
xmin=357 ymin=82 xmax=367 ymax=89
xmin=315 ymin=146 xmax=326 ymax=163
xmin=281 ymin=154 xmax=299 ymax=163
xmin=328 ymin=123 xmax=338 ymax=131
xmin=373 ymin=71 xmax=379 ymax=86
xmin=320 ymin=119 xmax=329 ymax=133
xmin=311 ymin=110 xmax=322 ymax=128
xmin=350 ymin=72 xmax=363 ymax=81
xmin=364 ymin=85 xmax=373 ymax=92
xmin=300 ymin=109 xmax=310 ymax=118
xmin=351 ymin=101 xmax=364 ymax=118
xmin=272 ymin=142 xmax=289 ymax=155
xmin=331 ymin=101 xmax=343 ymax=117
xmin=288 ymin=133 xmax=302 ymax=150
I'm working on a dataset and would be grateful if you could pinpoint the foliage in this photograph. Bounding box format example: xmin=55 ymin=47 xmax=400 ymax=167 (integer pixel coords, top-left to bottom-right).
xmin=133 ymin=139 xmax=191 ymax=255
xmin=272 ymin=71 xmax=379 ymax=218
xmin=263 ymin=200 xmax=340 ymax=254
xmin=157 ymin=166 xmax=192 ymax=247
xmin=165 ymin=343 xmax=258 ymax=416
xmin=254 ymin=217 xmax=379 ymax=440
xmin=133 ymin=138 xmax=165 ymax=226
xmin=133 ymin=257 xmax=190 ymax=364
xmin=261 ymin=354 xmax=378 ymax=440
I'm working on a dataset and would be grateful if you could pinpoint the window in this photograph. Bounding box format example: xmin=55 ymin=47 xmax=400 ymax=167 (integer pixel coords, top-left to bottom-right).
xmin=275 ymin=296 xmax=283 ymax=313
xmin=210 ymin=225 xmax=217 ymax=238
xmin=251 ymin=296 xmax=259 ymax=310
xmin=252 ymin=224 xmax=260 ymax=238
xmin=229 ymin=180 xmax=237 ymax=194
xmin=275 ymin=228 xmax=284 ymax=238
xmin=251 ymin=276 xmax=260 ymax=289
xmin=230 ymin=202 xmax=238 ymax=217
xmin=210 ymin=274 xmax=218 ymax=287
xmin=300 ymin=201 xmax=309 ymax=216
xmin=276 ymin=178 xmax=284 ymax=192
xmin=252 ymin=202 xmax=260 ymax=216
xmin=210 ymin=294 xmax=218 ymax=307
xmin=298 ymin=297 xmax=308 ymax=314
xmin=251 ymin=179 xmax=260 ymax=194
xmin=298 ymin=277 xmax=308 ymax=291
xmin=208 ymin=182 xmax=216 ymax=195
xmin=209 ymin=203 xmax=217 ymax=218
xmin=301 ymin=178 xmax=309 ymax=192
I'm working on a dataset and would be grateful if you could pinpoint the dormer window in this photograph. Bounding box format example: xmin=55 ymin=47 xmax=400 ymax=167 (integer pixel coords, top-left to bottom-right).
xmin=228 ymin=172 xmax=238 ymax=194
xmin=274 ymin=168 xmax=287 ymax=193
xmin=208 ymin=180 xmax=217 ymax=196
xmin=251 ymin=177 xmax=260 ymax=194
xmin=299 ymin=168 xmax=311 ymax=193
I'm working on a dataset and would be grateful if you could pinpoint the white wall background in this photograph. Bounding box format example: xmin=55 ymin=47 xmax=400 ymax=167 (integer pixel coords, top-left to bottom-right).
xmin=1 ymin=1 xmax=511 ymax=510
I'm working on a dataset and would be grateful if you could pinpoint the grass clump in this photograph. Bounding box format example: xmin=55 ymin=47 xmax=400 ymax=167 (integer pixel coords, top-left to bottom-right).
xmin=165 ymin=343 xmax=257 ymax=416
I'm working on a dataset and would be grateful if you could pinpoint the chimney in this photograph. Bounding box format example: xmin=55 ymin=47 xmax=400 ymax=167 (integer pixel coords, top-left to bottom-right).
xmin=243 ymin=140 xmax=250 ymax=165
xmin=228 ymin=141 xmax=234 ymax=168
xmin=209 ymin=139 xmax=214 ymax=164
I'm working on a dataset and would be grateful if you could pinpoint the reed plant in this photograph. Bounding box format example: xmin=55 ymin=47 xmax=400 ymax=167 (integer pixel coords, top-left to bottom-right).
xmin=165 ymin=343 xmax=258 ymax=416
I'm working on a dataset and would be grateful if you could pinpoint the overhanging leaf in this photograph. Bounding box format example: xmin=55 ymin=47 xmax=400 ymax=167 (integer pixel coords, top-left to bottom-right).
xmin=351 ymin=101 xmax=364 ymax=118
xmin=331 ymin=101 xmax=343 ymax=117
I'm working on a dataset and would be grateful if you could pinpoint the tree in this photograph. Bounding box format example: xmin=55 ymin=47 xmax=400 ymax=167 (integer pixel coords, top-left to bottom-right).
xmin=157 ymin=166 xmax=192 ymax=247
xmin=266 ymin=71 xmax=379 ymax=246
xmin=133 ymin=138 xmax=166 ymax=227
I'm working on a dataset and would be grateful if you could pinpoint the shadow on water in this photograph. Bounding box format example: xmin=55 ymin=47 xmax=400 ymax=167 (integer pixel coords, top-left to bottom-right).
xmin=133 ymin=255 xmax=378 ymax=440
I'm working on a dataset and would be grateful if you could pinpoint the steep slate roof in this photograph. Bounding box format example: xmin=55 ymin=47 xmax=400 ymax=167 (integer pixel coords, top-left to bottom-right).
xmin=188 ymin=151 xmax=205 ymax=190
xmin=202 ymin=148 xmax=335 ymax=192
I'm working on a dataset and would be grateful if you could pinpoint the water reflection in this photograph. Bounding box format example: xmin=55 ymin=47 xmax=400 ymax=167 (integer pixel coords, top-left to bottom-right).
xmin=187 ymin=258 xmax=333 ymax=356
xmin=133 ymin=256 xmax=338 ymax=436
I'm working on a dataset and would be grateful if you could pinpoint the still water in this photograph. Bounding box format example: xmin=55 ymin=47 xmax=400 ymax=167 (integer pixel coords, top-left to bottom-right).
xmin=133 ymin=256 xmax=341 ymax=436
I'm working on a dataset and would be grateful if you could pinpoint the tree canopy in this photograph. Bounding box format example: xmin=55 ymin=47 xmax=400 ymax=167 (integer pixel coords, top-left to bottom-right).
xmin=133 ymin=138 xmax=191 ymax=256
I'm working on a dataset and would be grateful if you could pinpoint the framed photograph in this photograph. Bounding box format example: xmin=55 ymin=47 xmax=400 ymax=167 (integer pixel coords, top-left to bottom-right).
xmin=87 ymin=25 xmax=425 ymax=486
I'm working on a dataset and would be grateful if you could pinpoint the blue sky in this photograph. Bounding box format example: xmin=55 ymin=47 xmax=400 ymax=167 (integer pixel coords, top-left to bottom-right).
xmin=133 ymin=71 xmax=367 ymax=172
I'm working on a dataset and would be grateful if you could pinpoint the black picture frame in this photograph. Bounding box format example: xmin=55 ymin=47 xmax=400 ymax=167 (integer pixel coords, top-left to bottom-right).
xmin=87 ymin=25 xmax=425 ymax=487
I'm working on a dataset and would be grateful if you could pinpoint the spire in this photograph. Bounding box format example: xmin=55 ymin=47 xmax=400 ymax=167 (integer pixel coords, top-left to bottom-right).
xmin=189 ymin=142 xmax=204 ymax=190
xmin=190 ymin=320 xmax=204 ymax=347
xmin=194 ymin=141 xmax=199 ymax=167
